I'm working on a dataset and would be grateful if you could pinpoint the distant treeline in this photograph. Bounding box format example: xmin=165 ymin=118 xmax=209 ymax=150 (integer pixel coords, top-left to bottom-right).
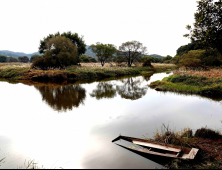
xmin=0 ymin=54 xmax=42 ymax=63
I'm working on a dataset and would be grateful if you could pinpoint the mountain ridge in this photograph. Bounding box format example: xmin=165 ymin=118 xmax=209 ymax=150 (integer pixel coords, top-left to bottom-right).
xmin=0 ymin=49 xmax=163 ymax=59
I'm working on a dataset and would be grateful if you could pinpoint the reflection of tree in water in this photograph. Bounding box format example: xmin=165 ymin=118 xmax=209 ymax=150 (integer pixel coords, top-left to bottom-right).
xmin=90 ymin=82 xmax=116 ymax=100
xmin=35 ymin=84 xmax=86 ymax=111
xmin=143 ymin=75 xmax=151 ymax=82
xmin=116 ymin=77 xmax=148 ymax=100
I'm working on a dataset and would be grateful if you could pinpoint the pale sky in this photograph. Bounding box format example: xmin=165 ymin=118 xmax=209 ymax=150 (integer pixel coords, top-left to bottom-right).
xmin=0 ymin=0 xmax=197 ymax=57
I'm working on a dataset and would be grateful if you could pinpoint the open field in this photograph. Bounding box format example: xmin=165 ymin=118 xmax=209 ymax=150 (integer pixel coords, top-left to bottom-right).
xmin=0 ymin=62 xmax=176 ymax=81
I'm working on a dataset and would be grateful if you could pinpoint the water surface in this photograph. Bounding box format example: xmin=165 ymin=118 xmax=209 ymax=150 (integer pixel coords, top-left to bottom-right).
xmin=0 ymin=73 xmax=222 ymax=168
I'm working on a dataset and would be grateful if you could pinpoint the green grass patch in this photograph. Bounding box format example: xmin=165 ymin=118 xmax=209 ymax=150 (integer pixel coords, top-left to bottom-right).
xmin=149 ymin=74 xmax=222 ymax=96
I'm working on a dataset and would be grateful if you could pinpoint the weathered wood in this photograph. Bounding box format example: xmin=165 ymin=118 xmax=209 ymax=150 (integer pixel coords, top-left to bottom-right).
xmin=112 ymin=135 xmax=199 ymax=160
xmin=133 ymin=141 xmax=181 ymax=153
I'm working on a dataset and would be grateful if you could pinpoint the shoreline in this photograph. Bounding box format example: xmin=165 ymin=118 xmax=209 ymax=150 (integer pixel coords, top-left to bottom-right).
xmin=0 ymin=63 xmax=176 ymax=82
xmin=149 ymin=68 xmax=222 ymax=98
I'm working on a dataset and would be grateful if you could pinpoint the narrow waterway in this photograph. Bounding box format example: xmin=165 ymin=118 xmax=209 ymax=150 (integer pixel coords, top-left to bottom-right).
xmin=0 ymin=72 xmax=222 ymax=168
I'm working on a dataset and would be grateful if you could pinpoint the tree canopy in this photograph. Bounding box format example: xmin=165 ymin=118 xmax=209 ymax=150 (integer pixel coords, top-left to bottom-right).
xmin=32 ymin=36 xmax=78 ymax=69
xmin=6 ymin=56 xmax=18 ymax=63
xmin=118 ymin=41 xmax=147 ymax=67
xmin=18 ymin=56 xmax=29 ymax=63
xmin=184 ymin=0 xmax=222 ymax=54
xmin=39 ymin=31 xmax=86 ymax=60
xmin=30 ymin=54 xmax=41 ymax=63
xmin=89 ymin=43 xmax=117 ymax=67
xmin=0 ymin=55 xmax=7 ymax=63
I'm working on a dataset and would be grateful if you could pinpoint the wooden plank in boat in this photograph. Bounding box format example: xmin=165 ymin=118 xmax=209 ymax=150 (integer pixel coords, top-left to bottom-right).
xmin=116 ymin=143 xmax=179 ymax=158
xmin=133 ymin=141 xmax=181 ymax=153
xmin=181 ymin=148 xmax=199 ymax=159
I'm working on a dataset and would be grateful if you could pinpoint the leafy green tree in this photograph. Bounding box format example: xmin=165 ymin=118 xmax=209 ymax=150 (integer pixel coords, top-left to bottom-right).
xmin=39 ymin=31 xmax=86 ymax=62
xmin=30 ymin=54 xmax=41 ymax=63
xmin=88 ymin=56 xmax=97 ymax=63
xmin=32 ymin=36 xmax=78 ymax=69
xmin=162 ymin=55 xmax=172 ymax=63
xmin=171 ymin=55 xmax=182 ymax=64
xmin=89 ymin=43 xmax=117 ymax=67
xmin=6 ymin=56 xmax=19 ymax=62
xmin=0 ymin=55 xmax=7 ymax=63
xmin=18 ymin=56 xmax=29 ymax=63
xmin=118 ymin=41 xmax=147 ymax=67
xmin=140 ymin=56 xmax=162 ymax=63
xmin=176 ymin=43 xmax=200 ymax=56
xmin=184 ymin=0 xmax=222 ymax=54
xmin=80 ymin=54 xmax=90 ymax=63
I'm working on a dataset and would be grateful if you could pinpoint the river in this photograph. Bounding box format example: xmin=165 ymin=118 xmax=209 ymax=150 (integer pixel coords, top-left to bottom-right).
xmin=0 ymin=72 xmax=222 ymax=168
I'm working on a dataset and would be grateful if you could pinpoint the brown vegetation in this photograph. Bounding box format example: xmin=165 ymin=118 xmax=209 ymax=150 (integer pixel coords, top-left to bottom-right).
xmin=152 ymin=126 xmax=222 ymax=169
xmin=174 ymin=67 xmax=222 ymax=78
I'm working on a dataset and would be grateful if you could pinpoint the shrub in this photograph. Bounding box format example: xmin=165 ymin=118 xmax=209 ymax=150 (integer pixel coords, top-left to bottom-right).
xmin=195 ymin=128 xmax=221 ymax=140
xmin=142 ymin=59 xmax=152 ymax=67
xmin=80 ymin=54 xmax=90 ymax=63
xmin=18 ymin=56 xmax=29 ymax=63
xmin=178 ymin=49 xmax=222 ymax=67
xmin=140 ymin=56 xmax=162 ymax=63
xmin=89 ymin=56 xmax=97 ymax=63
xmin=0 ymin=55 xmax=7 ymax=63
xmin=179 ymin=50 xmax=205 ymax=68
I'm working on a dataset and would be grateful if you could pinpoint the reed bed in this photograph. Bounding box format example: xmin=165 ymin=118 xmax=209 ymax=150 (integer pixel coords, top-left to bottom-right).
xmin=0 ymin=63 xmax=31 ymax=69
xmin=0 ymin=62 xmax=176 ymax=80
xmin=174 ymin=67 xmax=222 ymax=78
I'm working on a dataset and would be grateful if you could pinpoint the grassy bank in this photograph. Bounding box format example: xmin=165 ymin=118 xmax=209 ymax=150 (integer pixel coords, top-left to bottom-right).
xmin=149 ymin=126 xmax=222 ymax=169
xmin=149 ymin=68 xmax=222 ymax=97
xmin=0 ymin=63 xmax=176 ymax=81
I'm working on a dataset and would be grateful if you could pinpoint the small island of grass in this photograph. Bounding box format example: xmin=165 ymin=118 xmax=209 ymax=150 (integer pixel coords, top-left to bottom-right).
xmin=149 ymin=68 xmax=222 ymax=97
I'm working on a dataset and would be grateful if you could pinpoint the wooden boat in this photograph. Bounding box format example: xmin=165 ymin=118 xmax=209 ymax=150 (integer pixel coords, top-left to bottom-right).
xmin=112 ymin=135 xmax=199 ymax=160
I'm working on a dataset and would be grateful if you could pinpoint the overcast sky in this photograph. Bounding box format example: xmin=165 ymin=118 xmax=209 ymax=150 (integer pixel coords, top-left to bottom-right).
xmin=0 ymin=0 xmax=198 ymax=56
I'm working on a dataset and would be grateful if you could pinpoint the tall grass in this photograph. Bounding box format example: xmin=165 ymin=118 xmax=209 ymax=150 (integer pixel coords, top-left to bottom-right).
xmin=0 ymin=62 xmax=176 ymax=80
xmin=174 ymin=67 xmax=222 ymax=78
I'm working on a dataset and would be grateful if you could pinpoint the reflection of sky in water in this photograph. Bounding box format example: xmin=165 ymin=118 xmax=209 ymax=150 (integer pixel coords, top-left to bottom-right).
xmin=0 ymin=72 xmax=222 ymax=168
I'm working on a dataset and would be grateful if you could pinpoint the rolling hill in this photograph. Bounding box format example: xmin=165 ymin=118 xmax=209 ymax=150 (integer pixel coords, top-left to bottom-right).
xmin=0 ymin=49 xmax=163 ymax=59
xmin=0 ymin=50 xmax=41 ymax=58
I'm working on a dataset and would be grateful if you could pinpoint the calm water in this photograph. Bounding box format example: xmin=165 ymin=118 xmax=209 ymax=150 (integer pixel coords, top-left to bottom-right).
xmin=0 ymin=73 xmax=222 ymax=169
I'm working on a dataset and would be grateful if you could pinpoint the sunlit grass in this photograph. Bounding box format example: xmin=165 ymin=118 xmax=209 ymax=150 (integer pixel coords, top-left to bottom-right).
xmin=149 ymin=67 xmax=222 ymax=96
xmin=174 ymin=67 xmax=222 ymax=78
xmin=0 ymin=62 xmax=176 ymax=80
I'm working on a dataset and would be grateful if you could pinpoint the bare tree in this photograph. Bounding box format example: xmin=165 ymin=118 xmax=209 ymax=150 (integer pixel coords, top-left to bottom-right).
xmin=118 ymin=41 xmax=148 ymax=67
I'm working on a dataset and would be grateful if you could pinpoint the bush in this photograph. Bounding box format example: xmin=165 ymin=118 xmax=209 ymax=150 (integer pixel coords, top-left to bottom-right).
xmin=142 ymin=59 xmax=153 ymax=67
xmin=32 ymin=36 xmax=78 ymax=70
xmin=80 ymin=54 xmax=90 ymax=63
xmin=195 ymin=128 xmax=221 ymax=140
xmin=89 ymin=56 xmax=97 ymax=63
xmin=0 ymin=55 xmax=7 ymax=63
xmin=178 ymin=49 xmax=222 ymax=67
xmin=179 ymin=50 xmax=205 ymax=68
xmin=18 ymin=56 xmax=29 ymax=63
xmin=140 ymin=56 xmax=162 ymax=63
